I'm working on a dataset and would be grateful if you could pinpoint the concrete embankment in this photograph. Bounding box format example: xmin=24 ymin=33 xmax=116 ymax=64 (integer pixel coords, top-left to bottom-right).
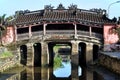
xmin=99 ymin=52 xmax=120 ymax=74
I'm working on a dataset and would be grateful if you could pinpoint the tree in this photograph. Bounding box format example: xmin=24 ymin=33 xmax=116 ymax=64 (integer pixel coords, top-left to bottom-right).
xmin=109 ymin=25 xmax=120 ymax=42
xmin=0 ymin=14 xmax=6 ymax=45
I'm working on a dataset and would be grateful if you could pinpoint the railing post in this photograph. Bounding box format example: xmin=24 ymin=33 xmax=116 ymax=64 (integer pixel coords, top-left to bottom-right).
xmin=73 ymin=23 xmax=77 ymax=38
xmin=89 ymin=26 xmax=92 ymax=37
xmin=43 ymin=24 xmax=47 ymax=35
xmin=29 ymin=25 xmax=32 ymax=38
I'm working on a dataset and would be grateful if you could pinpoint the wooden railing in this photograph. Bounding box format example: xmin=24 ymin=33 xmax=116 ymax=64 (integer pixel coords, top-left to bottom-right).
xmin=46 ymin=30 xmax=74 ymax=34
xmin=77 ymin=31 xmax=102 ymax=39
xmin=17 ymin=30 xmax=103 ymax=40
xmin=32 ymin=31 xmax=43 ymax=36
xmin=17 ymin=33 xmax=29 ymax=40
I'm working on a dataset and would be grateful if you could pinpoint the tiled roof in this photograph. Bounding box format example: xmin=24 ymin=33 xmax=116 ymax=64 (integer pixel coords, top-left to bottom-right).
xmin=14 ymin=7 xmax=115 ymax=25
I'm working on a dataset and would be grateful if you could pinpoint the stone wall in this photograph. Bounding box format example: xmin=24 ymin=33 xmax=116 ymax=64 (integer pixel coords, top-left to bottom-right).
xmin=99 ymin=52 xmax=120 ymax=74
xmin=0 ymin=56 xmax=19 ymax=72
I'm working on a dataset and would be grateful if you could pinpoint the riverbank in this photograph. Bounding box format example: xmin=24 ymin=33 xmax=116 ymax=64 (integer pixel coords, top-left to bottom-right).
xmin=99 ymin=51 xmax=120 ymax=74
xmin=0 ymin=47 xmax=19 ymax=73
xmin=0 ymin=56 xmax=19 ymax=72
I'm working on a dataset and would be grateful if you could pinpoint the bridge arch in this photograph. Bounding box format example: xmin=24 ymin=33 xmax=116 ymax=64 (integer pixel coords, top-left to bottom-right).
xmin=48 ymin=42 xmax=72 ymax=67
xmin=20 ymin=45 xmax=27 ymax=65
xmin=33 ymin=43 xmax=41 ymax=67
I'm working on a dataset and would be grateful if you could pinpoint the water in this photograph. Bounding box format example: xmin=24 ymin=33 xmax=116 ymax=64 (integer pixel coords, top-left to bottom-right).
xmin=1 ymin=53 xmax=120 ymax=80
xmin=1 ymin=61 xmax=120 ymax=80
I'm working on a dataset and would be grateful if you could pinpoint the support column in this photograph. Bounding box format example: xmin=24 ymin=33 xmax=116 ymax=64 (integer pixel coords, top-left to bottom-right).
xmin=89 ymin=26 xmax=92 ymax=36
xmin=73 ymin=23 xmax=77 ymax=39
xmin=27 ymin=43 xmax=34 ymax=66
xmin=86 ymin=43 xmax=93 ymax=65
xmin=29 ymin=25 xmax=32 ymax=38
xmin=71 ymin=41 xmax=79 ymax=79
xmin=41 ymin=42 xmax=48 ymax=67
xmin=43 ymin=24 xmax=47 ymax=35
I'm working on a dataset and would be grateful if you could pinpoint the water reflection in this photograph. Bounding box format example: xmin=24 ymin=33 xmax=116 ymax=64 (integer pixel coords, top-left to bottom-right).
xmin=0 ymin=66 xmax=102 ymax=80
xmin=54 ymin=61 xmax=71 ymax=77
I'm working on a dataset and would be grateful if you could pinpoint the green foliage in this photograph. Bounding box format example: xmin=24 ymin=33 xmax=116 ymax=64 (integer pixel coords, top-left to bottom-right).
xmin=53 ymin=46 xmax=61 ymax=53
xmin=54 ymin=56 xmax=63 ymax=70
xmin=0 ymin=51 xmax=13 ymax=58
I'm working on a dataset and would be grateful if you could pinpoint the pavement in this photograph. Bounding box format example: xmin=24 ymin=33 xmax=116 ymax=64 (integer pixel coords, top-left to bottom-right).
xmin=100 ymin=51 xmax=120 ymax=59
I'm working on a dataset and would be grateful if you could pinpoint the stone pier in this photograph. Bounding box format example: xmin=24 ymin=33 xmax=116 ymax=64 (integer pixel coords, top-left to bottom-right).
xmin=41 ymin=42 xmax=48 ymax=67
xmin=86 ymin=43 xmax=93 ymax=66
xmin=71 ymin=41 xmax=79 ymax=79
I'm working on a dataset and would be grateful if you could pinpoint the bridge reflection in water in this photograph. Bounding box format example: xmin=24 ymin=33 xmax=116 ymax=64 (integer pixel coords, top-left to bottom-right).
xmin=0 ymin=47 xmax=104 ymax=80
xmin=0 ymin=65 xmax=105 ymax=80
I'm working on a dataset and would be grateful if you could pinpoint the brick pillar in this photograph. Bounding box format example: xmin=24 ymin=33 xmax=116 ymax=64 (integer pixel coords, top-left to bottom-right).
xmin=41 ymin=42 xmax=48 ymax=67
xmin=86 ymin=43 xmax=93 ymax=65
xmin=71 ymin=41 xmax=79 ymax=79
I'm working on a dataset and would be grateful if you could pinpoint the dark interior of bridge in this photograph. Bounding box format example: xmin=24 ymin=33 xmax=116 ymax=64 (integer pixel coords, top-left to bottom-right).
xmin=20 ymin=45 xmax=27 ymax=65
xmin=33 ymin=43 xmax=41 ymax=67
xmin=17 ymin=27 xmax=29 ymax=34
xmin=47 ymin=24 xmax=74 ymax=30
xmin=79 ymin=43 xmax=86 ymax=66
xmin=32 ymin=25 xmax=43 ymax=32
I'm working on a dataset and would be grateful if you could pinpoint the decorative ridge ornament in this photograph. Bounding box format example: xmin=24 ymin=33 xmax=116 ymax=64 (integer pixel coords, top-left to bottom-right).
xmin=57 ymin=4 xmax=65 ymax=10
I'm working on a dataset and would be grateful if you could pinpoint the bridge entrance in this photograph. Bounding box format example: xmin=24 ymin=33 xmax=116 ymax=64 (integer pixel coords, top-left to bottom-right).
xmin=48 ymin=42 xmax=72 ymax=67
xmin=20 ymin=45 xmax=27 ymax=65
xmin=33 ymin=43 xmax=41 ymax=67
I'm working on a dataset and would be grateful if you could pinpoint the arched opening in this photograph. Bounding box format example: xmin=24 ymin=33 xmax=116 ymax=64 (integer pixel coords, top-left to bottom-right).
xmin=20 ymin=45 xmax=27 ymax=65
xmin=33 ymin=43 xmax=41 ymax=67
xmin=79 ymin=43 xmax=86 ymax=66
xmin=93 ymin=45 xmax=99 ymax=61
xmin=48 ymin=42 xmax=72 ymax=78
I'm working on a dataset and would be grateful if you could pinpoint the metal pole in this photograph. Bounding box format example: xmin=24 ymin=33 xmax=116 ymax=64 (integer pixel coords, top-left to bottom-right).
xmin=108 ymin=1 xmax=120 ymax=17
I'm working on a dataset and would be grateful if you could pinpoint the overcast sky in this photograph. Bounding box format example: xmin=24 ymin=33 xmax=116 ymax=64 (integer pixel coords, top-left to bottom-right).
xmin=0 ymin=0 xmax=120 ymax=19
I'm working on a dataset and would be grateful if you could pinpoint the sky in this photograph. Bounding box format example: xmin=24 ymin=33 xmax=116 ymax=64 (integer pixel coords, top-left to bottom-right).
xmin=0 ymin=0 xmax=120 ymax=19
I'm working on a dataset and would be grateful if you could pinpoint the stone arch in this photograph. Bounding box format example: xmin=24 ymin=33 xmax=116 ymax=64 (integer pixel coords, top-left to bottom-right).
xmin=33 ymin=43 xmax=41 ymax=67
xmin=48 ymin=42 xmax=72 ymax=67
xmin=93 ymin=44 xmax=99 ymax=61
xmin=78 ymin=42 xmax=87 ymax=66
xmin=20 ymin=45 xmax=27 ymax=65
